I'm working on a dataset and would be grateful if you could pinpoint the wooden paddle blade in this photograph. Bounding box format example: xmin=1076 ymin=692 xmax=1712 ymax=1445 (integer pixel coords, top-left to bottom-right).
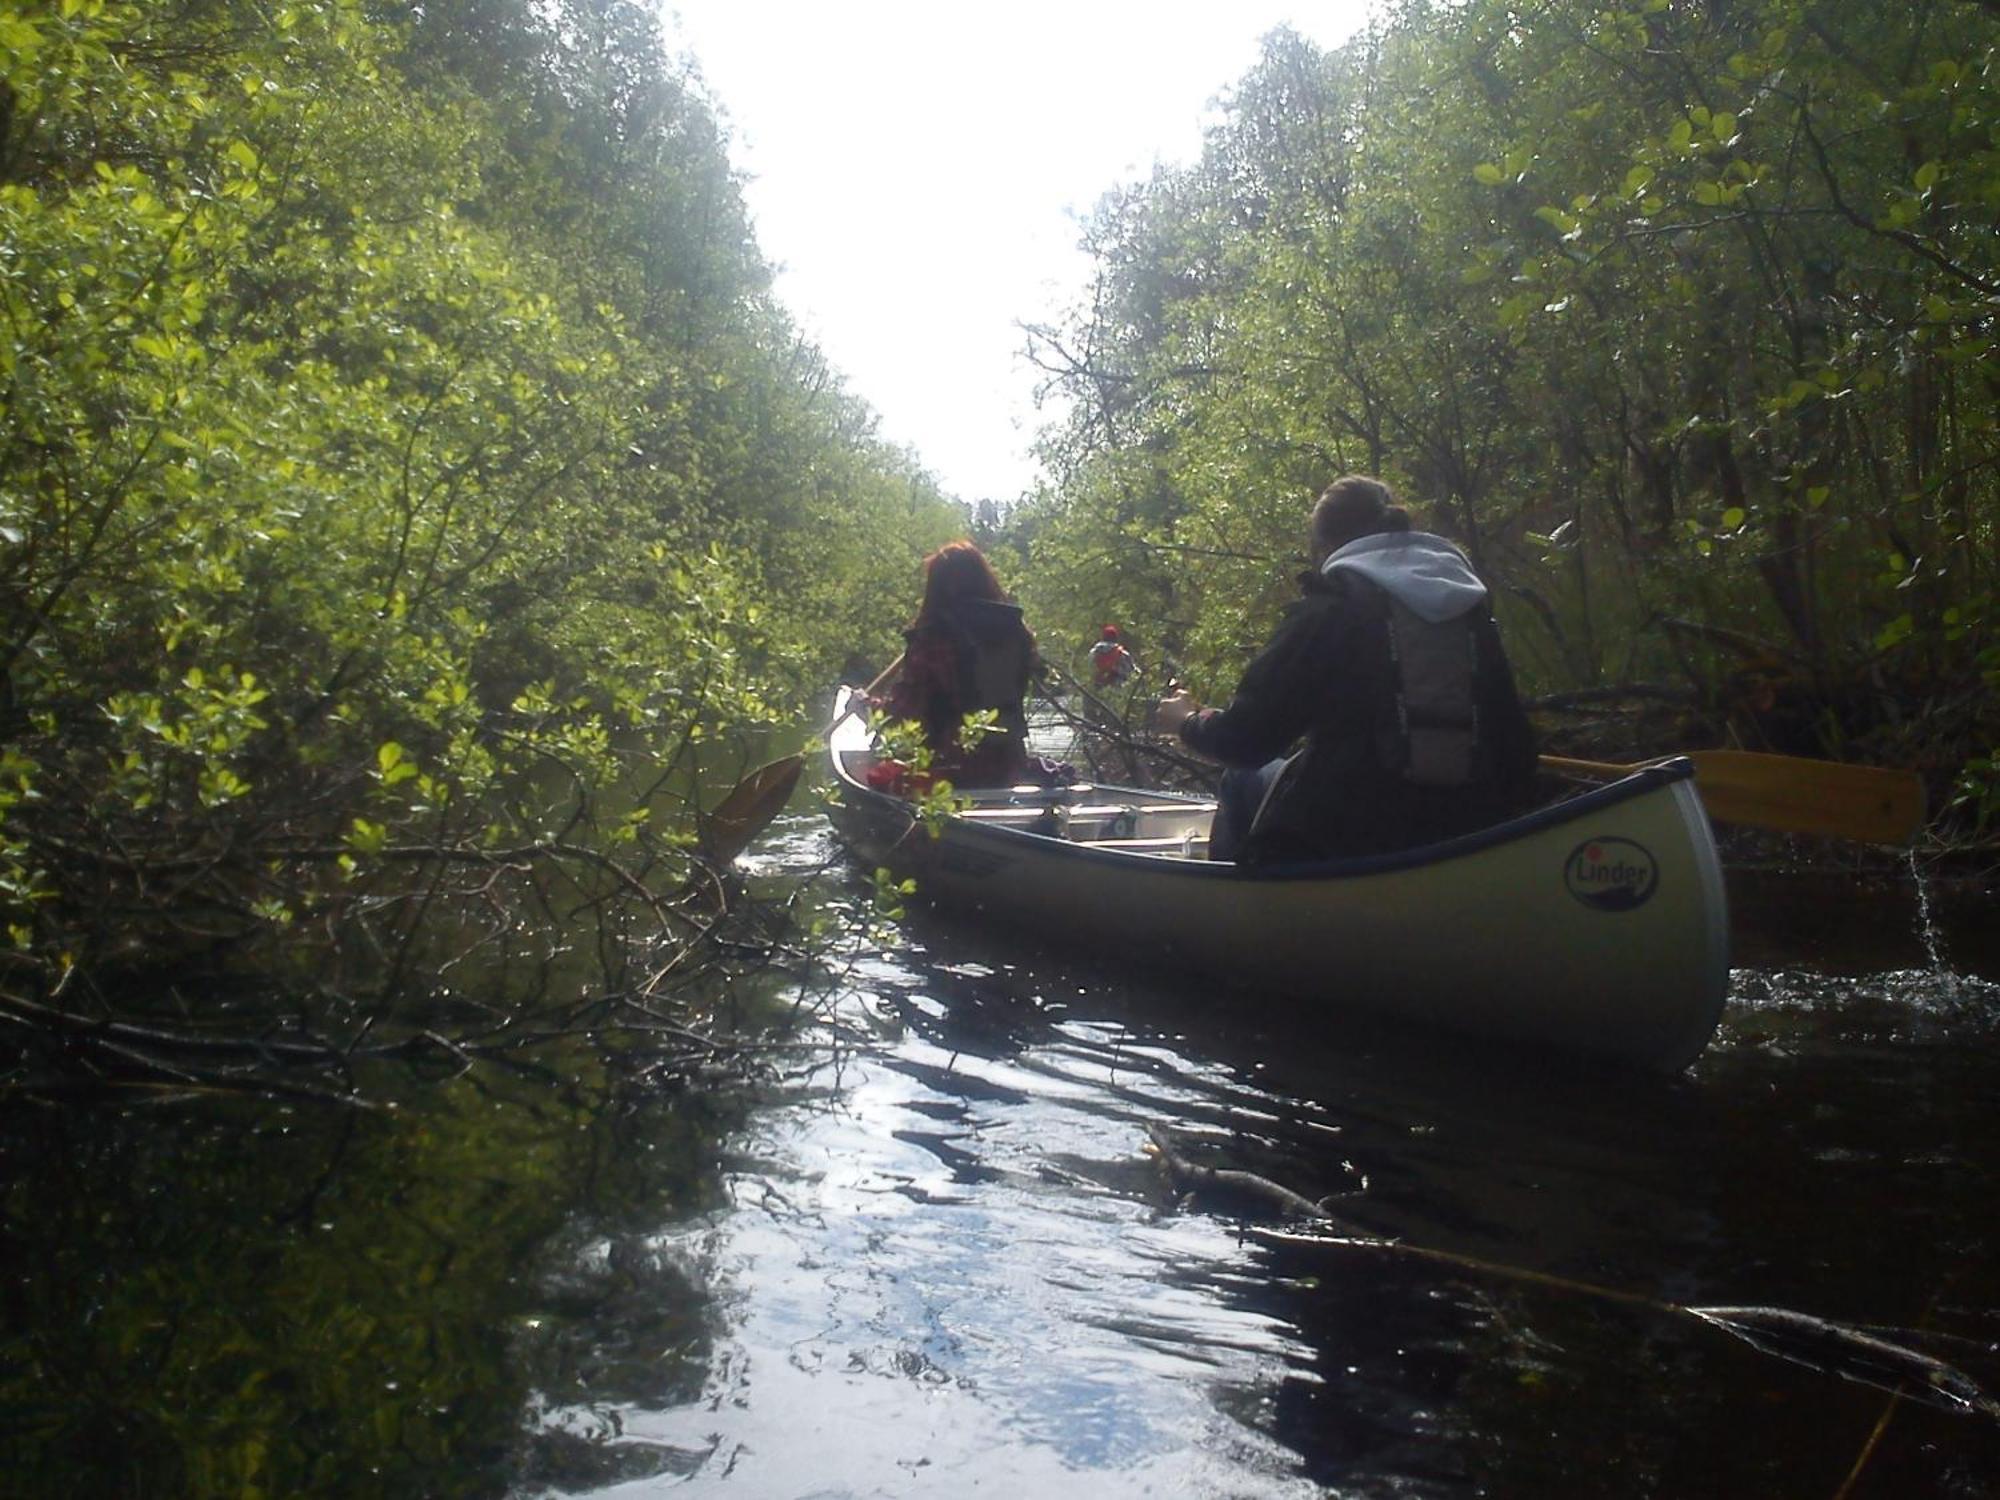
xmin=1540 ymin=750 xmax=1927 ymax=844
xmin=697 ymin=754 xmax=804 ymax=864
xmin=1683 ymin=750 xmax=1926 ymax=845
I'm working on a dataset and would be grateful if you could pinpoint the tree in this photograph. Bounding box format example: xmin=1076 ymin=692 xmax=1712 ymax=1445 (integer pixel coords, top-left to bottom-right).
xmin=0 ymin=0 xmax=964 ymax=1093
xmin=1020 ymin=2 xmax=2000 ymax=814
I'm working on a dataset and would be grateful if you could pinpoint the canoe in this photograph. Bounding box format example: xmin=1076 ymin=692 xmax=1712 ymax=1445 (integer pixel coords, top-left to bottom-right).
xmin=826 ymin=688 xmax=1730 ymax=1072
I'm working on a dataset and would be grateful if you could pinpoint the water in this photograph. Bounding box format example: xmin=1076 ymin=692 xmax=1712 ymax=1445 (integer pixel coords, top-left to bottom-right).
xmin=3 ymin=809 xmax=1998 ymax=1497
xmin=515 ymin=814 xmax=2000 ymax=1497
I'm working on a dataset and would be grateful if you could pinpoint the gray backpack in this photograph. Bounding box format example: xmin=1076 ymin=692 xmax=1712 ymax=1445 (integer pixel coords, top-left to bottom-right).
xmin=1377 ymin=595 xmax=1479 ymax=787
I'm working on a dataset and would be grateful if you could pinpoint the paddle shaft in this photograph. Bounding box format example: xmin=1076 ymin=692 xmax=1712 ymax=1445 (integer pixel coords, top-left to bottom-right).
xmin=860 ymin=652 xmax=906 ymax=698
xmin=1541 ymin=752 xmax=1662 ymax=779
xmin=827 ymin=652 xmax=906 ymax=736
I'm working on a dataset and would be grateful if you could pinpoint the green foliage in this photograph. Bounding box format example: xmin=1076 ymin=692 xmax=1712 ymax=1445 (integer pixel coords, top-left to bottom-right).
xmin=1017 ymin=2 xmax=2000 ymax=796
xmin=0 ymin=2 xmax=963 ymax=1020
xmin=865 ymin=711 xmax=976 ymax=832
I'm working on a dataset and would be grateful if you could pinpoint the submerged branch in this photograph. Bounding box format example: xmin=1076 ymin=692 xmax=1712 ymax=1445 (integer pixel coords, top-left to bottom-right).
xmin=1146 ymin=1126 xmax=2000 ymax=1423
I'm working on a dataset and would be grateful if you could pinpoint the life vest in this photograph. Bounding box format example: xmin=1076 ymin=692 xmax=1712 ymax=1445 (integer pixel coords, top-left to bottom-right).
xmin=1372 ymin=591 xmax=1480 ymax=788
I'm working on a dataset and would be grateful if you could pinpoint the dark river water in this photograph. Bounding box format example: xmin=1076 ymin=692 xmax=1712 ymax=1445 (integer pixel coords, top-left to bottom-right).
xmin=5 ymin=805 xmax=1999 ymax=1497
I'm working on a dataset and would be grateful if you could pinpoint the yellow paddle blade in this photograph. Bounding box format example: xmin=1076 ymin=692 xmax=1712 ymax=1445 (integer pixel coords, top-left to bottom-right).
xmin=1682 ymin=750 xmax=1926 ymax=846
xmin=697 ymin=754 xmax=804 ymax=864
xmin=1541 ymin=750 xmax=1926 ymax=845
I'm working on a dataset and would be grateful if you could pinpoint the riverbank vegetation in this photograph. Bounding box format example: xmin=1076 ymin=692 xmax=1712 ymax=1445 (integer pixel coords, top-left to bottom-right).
xmin=1011 ymin=0 xmax=1999 ymax=840
xmin=0 ymin=0 xmax=963 ymax=1099
xmin=4 ymin=3 xmax=1998 ymax=1494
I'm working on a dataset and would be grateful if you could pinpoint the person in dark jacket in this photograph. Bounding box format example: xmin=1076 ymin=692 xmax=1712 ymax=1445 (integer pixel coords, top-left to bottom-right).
xmin=878 ymin=540 xmax=1038 ymax=788
xmin=1154 ymin=477 xmax=1537 ymax=863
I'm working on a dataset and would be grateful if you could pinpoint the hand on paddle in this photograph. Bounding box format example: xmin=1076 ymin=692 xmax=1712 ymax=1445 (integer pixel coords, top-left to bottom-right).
xmin=1153 ymin=683 xmax=1199 ymax=735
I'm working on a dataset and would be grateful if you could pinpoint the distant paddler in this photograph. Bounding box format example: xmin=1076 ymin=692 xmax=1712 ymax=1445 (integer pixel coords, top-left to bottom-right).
xmin=1088 ymin=624 xmax=1137 ymax=688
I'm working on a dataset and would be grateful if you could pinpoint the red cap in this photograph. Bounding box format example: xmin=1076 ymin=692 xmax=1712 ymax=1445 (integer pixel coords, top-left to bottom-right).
xmin=1101 ymin=624 xmax=1119 ymax=639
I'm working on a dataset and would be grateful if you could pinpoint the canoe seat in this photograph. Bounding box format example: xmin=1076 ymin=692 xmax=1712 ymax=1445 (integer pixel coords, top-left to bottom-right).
xmin=960 ymin=807 xmax=1060 ymax=823
xmin=962 ymin=804 xmax=1154 ymax=823
xmin=1087 ymin=834 xmax=1210 ymax=856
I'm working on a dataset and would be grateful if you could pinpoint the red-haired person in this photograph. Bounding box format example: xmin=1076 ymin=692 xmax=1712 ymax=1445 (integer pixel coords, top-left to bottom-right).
xmin=877 ymin=541 xmax=1039 ymax=788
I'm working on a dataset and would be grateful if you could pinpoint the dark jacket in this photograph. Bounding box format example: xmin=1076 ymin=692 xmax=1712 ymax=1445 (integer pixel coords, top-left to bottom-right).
xmin=884 ymin=598 xmax=1036 ymax=787
xmin=1180 ymin=534 xmax=1537 ymax=863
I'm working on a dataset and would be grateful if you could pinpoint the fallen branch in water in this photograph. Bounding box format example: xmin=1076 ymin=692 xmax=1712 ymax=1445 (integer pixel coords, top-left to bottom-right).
xmin=1037 ymin=670 xmax=1213 ymax=786
xmin=1145 ymin=1122 xmax=1365 ymax=1226
xmin=1145 ymin=1125 xmax=2000 ymax=1422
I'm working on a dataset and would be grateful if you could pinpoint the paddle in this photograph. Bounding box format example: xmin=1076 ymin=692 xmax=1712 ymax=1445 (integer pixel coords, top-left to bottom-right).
xmin=1540 ymin=749 xmax=1926 ymax=845
xmin=695 ymin=754 xmax=805 ymax=865
xmin=692 ymin=656 xmax=907 ymax=866
xmin=828 ymin=652 xmax=906 ymax=736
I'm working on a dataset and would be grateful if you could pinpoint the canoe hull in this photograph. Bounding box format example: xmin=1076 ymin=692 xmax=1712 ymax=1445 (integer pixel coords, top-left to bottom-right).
xmin=828 ymin=693 xmax=1729 ymax=1072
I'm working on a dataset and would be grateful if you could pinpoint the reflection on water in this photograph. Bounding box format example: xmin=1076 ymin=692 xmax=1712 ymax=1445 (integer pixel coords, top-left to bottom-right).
xmin=535 ymin=815 xmax=2000 ymax=1498
xmin=4 ymin=805 xmax=1998 ymax=1498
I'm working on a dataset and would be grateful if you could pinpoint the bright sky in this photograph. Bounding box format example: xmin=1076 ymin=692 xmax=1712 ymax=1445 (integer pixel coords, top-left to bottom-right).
xmin=660 ymin=2 xmax=1378 ymax=505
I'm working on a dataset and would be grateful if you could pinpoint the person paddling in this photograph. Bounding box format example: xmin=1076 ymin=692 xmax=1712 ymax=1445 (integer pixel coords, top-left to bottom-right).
xmin=1153 ymin=476 xmax=1537 ymax=863
xmin=875 ymin=541 xmax=1040 ymax=788
xmin=1088 ymin=624 xmax=1137 ymax=688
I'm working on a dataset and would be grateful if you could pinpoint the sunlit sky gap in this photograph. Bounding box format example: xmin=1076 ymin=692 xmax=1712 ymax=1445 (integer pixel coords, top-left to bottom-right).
xmin=661 ymin=2 xmax=1380 ymax=505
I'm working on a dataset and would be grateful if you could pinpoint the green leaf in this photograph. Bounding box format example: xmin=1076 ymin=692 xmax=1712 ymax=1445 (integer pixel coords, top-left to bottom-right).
xmin=377 ymin=742 xmax=419 ymax=784
xmin=1874 ymin=614 xmax=1915 ymax=651
xmin=0 ymin=15 xmax=45 ymax=55
xmin=1473 ymin=163 xmax=1505 ymax=185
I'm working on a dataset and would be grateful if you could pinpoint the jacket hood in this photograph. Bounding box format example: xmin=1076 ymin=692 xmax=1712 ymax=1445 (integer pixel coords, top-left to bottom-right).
xmin=1321 ymin=531 xmax=1487 ymax=623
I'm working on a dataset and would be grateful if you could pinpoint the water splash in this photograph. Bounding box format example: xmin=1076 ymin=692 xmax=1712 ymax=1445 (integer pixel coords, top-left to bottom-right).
xmin=1907 ymin=846 xmax=1957 ymax=988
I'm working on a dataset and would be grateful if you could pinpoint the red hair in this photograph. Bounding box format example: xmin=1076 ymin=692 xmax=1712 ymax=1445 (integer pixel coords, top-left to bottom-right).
xmin=911 ymin=541 xmax=1008 ymax=629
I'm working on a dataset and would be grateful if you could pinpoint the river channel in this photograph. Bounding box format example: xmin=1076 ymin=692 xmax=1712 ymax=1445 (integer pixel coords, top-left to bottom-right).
xmin=5 ymin=799 xmax=1999 ymax=1497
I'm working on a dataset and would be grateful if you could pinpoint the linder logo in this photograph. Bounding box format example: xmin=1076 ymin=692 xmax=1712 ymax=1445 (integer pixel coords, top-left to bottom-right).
xmin=1563 ymin=837 xmax=1659 ymax=911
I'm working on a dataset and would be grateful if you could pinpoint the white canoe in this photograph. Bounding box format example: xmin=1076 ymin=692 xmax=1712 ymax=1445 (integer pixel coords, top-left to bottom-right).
xmin=827 ymin=688 xmax=1730 ymax=1072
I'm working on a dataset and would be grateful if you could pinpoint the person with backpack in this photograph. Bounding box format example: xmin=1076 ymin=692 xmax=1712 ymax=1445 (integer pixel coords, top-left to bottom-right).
xmin=1088 ymin=624 xmax=1136 ymax=688
xmin=1152 ymin=476 xmax=1537 ymax=863
xmin=875 ymin=540 xmax=1040 ymax=788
